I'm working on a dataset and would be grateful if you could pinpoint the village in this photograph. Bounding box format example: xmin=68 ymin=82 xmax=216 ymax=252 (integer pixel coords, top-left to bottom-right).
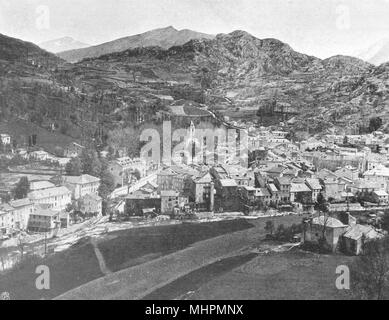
xmin=1 ymin=106 xmax=389 ymax=263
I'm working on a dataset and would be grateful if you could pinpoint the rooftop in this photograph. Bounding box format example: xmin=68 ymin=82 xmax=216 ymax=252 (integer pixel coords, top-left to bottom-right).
xmin=290 ymin=183 xmax=311 ymax=193
xmin=64 ymin=174 xmax=100 ymax=185
xmin=219 ymin=179 xmax=238 ymax=187
xmin=9 ymin=198 xmax=32 ymax=208
xmin=312 ymin=216 xmax=347 ymax=228
xmin=28 ymin=186 xmax=71 ymax=200
xmin=305 ymin=178 xmax=322 ymax=191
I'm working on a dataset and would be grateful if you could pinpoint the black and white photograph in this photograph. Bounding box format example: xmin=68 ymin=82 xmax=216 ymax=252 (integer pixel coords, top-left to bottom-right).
xmin=1 ymin=0 xmax=389 ymax=304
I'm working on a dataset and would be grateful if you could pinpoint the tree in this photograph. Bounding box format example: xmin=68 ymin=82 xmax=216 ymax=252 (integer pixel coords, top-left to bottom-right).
xmin=369 ymin=117 xmax=383 ymax=133
xmin=107 ymin=127 xmax=140 ymax=158
xmin=65 ymin=157 xmax=82 ymax=176
xmin=265 ymin=221 xmax=275 ymax=236
xmin=98 ymin=161 xmax=116 ymax=199
xmin=352 ymin=237 xmax=389 ymax=300
xmin=13 ymin=177 xmax=29 ymax=200
xmin=80 ymin=149 xmax=101 ymax=177
xmin=315 ymin=193 xmax=328 ymax=212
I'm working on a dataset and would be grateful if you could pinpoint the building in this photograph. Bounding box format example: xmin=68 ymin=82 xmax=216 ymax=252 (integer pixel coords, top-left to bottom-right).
xmin=28 ymin=206 xmax=61 ymax=233
xmin=63 ymin=174 xmax=100 ymax=200
xmin=157 ymin=168 xmax=188 ymax=192
xmin=108 ymin=157 xmax=147 ymax=187
xmin=0 ymin=203 xmax=15 ymax=237
xmin=0 ymin=134 xmax=11 ymax=145
xmin=342 ymin=224 xmax=384 ymax=255
xmin=303 ymin=216 xmax=349 ymax=252
xmin=305 ymin=178 xmax=322 ymax=203
xmin=79 ymin=193 xmax=103 ymax=216
xmin=364 ymin=167 xmax=389 ymax=192
xmin=274 ymin=177 xmax=291 ymax=204
xmin=9 ymin=198 xmax=34 ymax=231
xmin=28 ymin=186 xmax=71 ymax=211
xmin=189 ymin=172 xmax=215 ymax=210
xmin=160 ymin=191 xmax=189 ymax=214
xmin=125 ymin=194 xmax=161 ymax=216
xmin=30 ymin=181 xmax=56 ymax=191
xmin=290 ymin=182 xmax=311 ymax=204
xmin=373 ymin=190 xmax=389 ymax=205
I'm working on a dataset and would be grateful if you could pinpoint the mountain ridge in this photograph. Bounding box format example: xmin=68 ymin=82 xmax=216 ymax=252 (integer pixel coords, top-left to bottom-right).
xmin=57 ymin=26 xmax=215 ymax=63
xmin=39 ymin=37 xmax=90 ymax=54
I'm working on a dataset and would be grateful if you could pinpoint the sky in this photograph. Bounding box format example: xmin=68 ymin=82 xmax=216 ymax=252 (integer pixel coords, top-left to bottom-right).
xmin=1 ymin=0 xmax=389 ymax=58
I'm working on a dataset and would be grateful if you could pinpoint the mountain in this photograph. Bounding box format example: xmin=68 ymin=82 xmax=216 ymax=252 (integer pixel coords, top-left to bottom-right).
xmin=356 ymin=39 xmax=389 ymax=66
xmin=39 ymin=37 xmax=90 ymax=54
xmin=0 ymin=33 xmax=62 ymax=68
xmin=57 ymin=26 xmax=215 ymax=63
xmin=1 ymin=29 xmax=388 ymax=147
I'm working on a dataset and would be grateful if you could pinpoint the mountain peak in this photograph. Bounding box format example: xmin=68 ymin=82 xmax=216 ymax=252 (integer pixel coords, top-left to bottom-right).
xmin=39 ymin=37 xmax=89 ymax=53
xmin=58 ymin=27 xmax=215 ymax=62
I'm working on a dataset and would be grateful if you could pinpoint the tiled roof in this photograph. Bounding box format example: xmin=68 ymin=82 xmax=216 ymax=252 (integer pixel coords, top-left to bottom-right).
xmin=312 ymin=216 xmax=347 ymax=228
xmin=28 ymin=186 xmax=71 ymax=200
xmin=290 ymin=183 xmax=310 ymax=193
xmin=220 ymin=179 xmax=238 ymax=187
xmin=64 ymin=174 xmax=100 ymax=185
xmin=9 ymin=198 xmax=32 ymax=208
xmin=305 ymin=178 xmax=322 ymax=191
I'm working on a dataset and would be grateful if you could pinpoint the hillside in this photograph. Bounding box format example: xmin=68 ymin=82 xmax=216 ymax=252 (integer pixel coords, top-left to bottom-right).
xmin=39 ymin=37 xmax=90 ymax=54
xmin=1 ymin=29 xmax=389 ymax=151
xmin=0 ymin=33 xmax=63 ymax=69
xmin=58 ymin=26 xmax=215 ymax=63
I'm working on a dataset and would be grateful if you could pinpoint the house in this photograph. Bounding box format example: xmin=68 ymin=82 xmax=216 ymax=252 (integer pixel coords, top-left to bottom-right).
xmin=335 ymin=167 xmax=360 ymax=182
xmin=158 ymin=168 xmax=184 ymax=192
xmin=274 ymin=177 xmax=291 ymax=204
xmin=268 ymin=183 xmax=281 ymax=206
xmin=364 ymin=166 xmax=389 ymax=192
xmin=0 ymin=134 xmax=11 ymax=145
xmin=0 ymin=203 xmax=15 ymax=237
xmin=290 ymin=182 xmax=311 ymax=204
xmin=160 ymin=191 xmax=189 ymax=214
xmin=351 ymin=179 xmax=384 ymax=197
xmin=63 ymin=174 xmax=100 ymax=200
xmin=321 ymin=177 xmax=347 ymax=201
xmin=28 ymin=186 xmax=72 ymax=211
xmin=109 ymin=157 xmax=147 ymax=187
xmin=305 ymin=178 xmax=322 ymax=203
xmin=79 ymin=193 xmax=103 ymax=216
xmin=342 ymin=224 xmax=385 ymax=255
xmin=28 ymin=206 xmax=61 ymax=233
xmin=9 ymin=198 xmax=34 ymax=231
xmin=190 ymin=172 xmax=215 ymax=210
xmin=373 ymin=190 xmax=389 ymax=205
xmin=303 ymin=216 xmax=349 ymax=252
xmin=257 ymin=188 xmax=272 ymax=207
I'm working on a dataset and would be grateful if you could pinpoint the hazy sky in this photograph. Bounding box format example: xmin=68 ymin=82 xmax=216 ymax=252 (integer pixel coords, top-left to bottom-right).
xmin=1 ymin=0 xmax=389 ymax=58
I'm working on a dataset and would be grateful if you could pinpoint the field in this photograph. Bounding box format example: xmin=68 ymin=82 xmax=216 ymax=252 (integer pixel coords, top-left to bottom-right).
xmin=0 ymin=219 xmax=255 ymax=300
xmin=146 ymin=251 xmax=355 ymax=300
xmin=1 ymin=214 xmax=354 ymax=300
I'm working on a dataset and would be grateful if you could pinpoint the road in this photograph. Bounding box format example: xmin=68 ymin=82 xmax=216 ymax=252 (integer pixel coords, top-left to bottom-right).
xmin=109 ymin=170 xmax=160 ymax=199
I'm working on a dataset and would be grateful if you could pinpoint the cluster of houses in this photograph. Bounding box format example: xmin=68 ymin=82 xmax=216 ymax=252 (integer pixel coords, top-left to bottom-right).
xmin=0 ymin=174 xmax=102 ymax=239
xmin=303 ymin=213 xmax=385 ymax=255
